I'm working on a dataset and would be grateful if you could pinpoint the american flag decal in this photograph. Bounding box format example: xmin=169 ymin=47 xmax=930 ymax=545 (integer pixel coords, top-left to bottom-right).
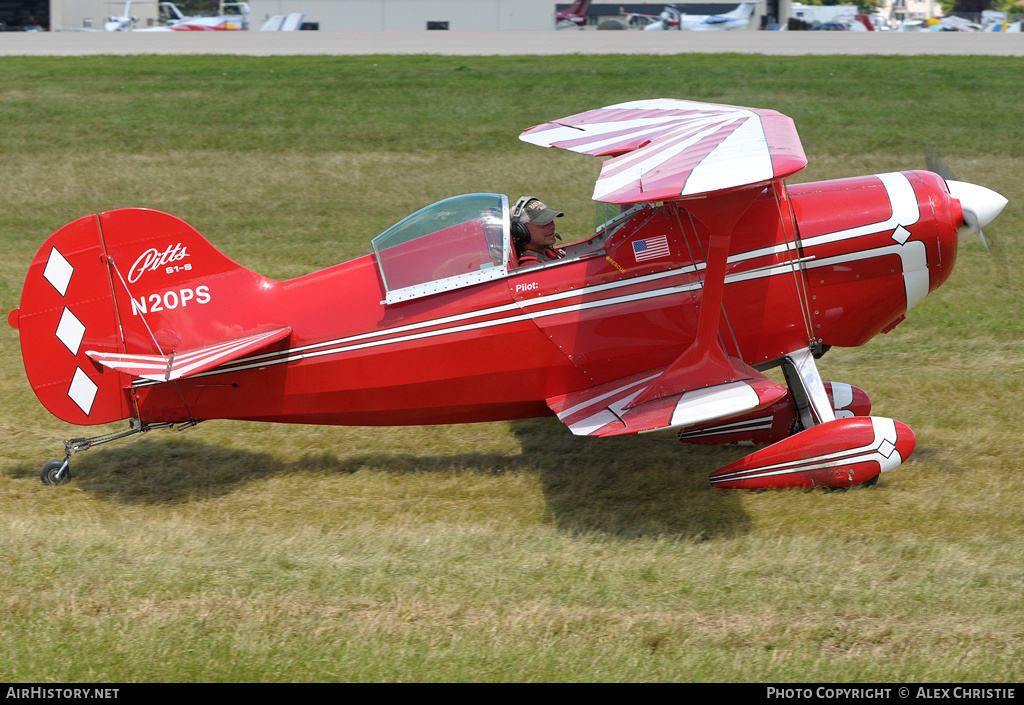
xmin=631 ymin=235 xmax=670 ymax=263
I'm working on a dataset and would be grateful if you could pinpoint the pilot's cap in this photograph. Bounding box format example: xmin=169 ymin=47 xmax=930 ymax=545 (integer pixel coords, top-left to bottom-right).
xmin=516 ymin=198 xmax=564 ymax=227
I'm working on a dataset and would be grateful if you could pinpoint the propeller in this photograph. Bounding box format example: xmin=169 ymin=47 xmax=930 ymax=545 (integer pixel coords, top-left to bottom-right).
xmin=945 ymin=180 xmax=1007 ymax=249
xmin=925 ymin=145 xmax=1008 ymax=251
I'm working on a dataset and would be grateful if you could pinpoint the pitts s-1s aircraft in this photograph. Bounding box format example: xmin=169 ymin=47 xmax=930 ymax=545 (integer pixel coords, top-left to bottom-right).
xmin=8 ymin=99 xmax=1008 ymax=489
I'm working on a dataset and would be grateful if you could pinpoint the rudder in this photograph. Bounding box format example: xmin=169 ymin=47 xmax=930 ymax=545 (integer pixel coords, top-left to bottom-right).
xmin=11 ymin=213 xmax=130 ymax=425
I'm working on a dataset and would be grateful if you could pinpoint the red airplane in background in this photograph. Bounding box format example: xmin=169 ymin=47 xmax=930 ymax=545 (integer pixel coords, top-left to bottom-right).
xmin=556 ymin=0 xmax=592 ymax=27
xmin=8 ymin=99 xmax=1008 ymax=490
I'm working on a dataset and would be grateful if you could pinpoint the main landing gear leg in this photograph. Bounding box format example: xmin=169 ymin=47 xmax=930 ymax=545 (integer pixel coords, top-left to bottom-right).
xmin=39 ymin=418 xmax=201 ymax=485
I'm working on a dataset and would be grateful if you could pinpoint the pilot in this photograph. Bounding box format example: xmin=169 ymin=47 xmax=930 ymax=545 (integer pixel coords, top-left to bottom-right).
xmin=511 ymin=196 xmax=566 ymax=267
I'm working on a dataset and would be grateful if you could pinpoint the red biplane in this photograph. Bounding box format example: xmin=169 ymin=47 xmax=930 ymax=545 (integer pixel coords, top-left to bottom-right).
xmin=8 ymin=99 xmax=1007 ymax=489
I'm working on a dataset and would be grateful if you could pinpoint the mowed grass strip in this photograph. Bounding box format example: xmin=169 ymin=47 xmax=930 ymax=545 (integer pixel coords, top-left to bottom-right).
xmin=0 ymin=54 xmax=1022 ymax=682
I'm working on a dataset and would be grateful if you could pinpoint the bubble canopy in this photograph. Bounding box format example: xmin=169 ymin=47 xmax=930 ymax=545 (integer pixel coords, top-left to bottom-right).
xmin=371 ymin=194 xmax=510 ymax=304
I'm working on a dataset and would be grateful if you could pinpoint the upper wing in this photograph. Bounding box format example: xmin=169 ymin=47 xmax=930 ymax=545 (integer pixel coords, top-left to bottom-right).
xmin=529 ymin=99 xmax=807 ymax=436
xmin=519 ymin=98 xmax=806 ymax=204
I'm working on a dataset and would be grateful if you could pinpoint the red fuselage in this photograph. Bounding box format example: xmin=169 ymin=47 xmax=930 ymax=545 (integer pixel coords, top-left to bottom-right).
xmin=13 ymin=170 xmax=960 ymax=430
xmin=119 ymin=170 xmax=958 ymax=428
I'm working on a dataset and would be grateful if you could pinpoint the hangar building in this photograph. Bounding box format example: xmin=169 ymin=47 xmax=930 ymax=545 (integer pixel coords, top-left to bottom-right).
xmin=29 ymin=0 xmax=777 ymax=33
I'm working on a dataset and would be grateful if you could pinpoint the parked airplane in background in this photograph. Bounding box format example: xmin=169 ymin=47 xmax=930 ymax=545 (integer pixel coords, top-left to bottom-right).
xmin=97 ymin=1 xmax=250 ymax=31
xmin=624 ymin=2 xmax=757 ymax=30
xmin=9 ymin=99 xmax=1007 ymax=491
xmin=556 ymin=0 xmax=593 ymax=28
xmin=50 ymin=1 xmax=138 ymax=32
xmin=102 ymin=1 xmax=139 ymax=31
xmin=140 ymin=3 xmax=303 ymax=32
xmin=149 ymin=1 xmax=250 ymax=31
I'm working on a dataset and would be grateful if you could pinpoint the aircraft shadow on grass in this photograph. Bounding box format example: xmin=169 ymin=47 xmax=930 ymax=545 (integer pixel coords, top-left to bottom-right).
xmin=10 ymin=418 xmax=755 ymax=539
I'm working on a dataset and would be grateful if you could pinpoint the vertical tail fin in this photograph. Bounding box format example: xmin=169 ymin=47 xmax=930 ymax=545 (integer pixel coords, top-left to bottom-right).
xmin=11 ymin=213 xmax=130 ymax=424
xmin=10 ymin=208 xmax=281 ymax=426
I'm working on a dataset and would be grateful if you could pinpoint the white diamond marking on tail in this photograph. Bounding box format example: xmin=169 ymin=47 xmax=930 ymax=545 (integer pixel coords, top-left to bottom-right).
xmin=55 ymin=307 xmax=86 ymax=355
xmin=68 ymin=367 xmax=98 ymax=415
xmin=43 ymin=247 xmax=74 ymax=297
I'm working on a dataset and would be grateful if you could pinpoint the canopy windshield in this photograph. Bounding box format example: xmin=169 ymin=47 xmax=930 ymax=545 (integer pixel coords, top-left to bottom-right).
xmin=372 ymin=194 xmax=509 ymax=304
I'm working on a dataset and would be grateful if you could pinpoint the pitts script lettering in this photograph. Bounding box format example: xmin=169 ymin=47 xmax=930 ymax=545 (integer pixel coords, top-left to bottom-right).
xmin=128 ymin=243 xmax=190 ymax=283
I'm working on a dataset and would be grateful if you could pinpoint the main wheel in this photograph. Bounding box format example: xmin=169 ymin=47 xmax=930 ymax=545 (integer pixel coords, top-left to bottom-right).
xmin=40 ymin=459 xmax=71 ymax=485
xmin=825 ymin=474 xmax=880 ymax=492
xmin=857 ymin=474 xmax=879 ymax=489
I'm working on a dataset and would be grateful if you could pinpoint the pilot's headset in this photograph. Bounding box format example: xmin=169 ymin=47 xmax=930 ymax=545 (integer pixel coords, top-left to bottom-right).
xmin=510 ymin=196 xmax=539 ymax=247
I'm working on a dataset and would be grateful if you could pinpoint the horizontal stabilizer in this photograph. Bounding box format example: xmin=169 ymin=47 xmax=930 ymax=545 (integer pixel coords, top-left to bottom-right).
xmin=87 ymin=326 xmax=291 ymax=383
xmin=547 ymin=361 xmax=787 ymax=438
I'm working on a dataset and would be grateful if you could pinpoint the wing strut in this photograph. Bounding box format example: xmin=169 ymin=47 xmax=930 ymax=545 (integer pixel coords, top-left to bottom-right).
xmin=628 ymin=187 xmax=765 ymax=408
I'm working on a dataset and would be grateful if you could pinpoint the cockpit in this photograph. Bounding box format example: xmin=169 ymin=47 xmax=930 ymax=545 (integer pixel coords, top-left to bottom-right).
xmin=371 ymin=193 xmax=645 ymax=305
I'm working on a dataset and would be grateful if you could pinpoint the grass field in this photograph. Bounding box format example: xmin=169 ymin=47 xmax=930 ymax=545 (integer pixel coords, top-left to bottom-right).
xmin=1 ymin=53 xmax=1023 ymax=682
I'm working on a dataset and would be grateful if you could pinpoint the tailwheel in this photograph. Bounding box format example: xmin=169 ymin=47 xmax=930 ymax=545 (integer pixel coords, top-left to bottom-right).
xmin=40 ymin=459 xmax=71 ymax=485
xmin=37 ymin=419 xmax=202 ymax=487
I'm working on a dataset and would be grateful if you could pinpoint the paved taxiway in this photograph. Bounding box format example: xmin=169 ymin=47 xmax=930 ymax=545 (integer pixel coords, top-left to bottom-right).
xmin=1 ymin=29 xmax=1022 ymax=56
